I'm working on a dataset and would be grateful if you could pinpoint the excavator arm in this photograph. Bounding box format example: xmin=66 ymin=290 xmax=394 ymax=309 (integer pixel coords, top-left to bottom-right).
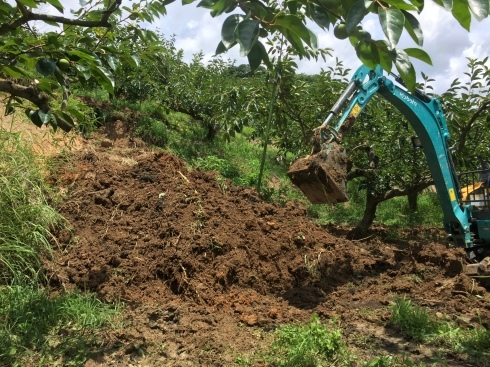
xmin=289 ymin=65 xmax=484 ymax=261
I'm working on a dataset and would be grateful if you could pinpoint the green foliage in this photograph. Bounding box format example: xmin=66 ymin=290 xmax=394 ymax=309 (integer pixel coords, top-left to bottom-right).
xmin=169 ymin=0 xmax=490 ymax=90
xmin=0 ymin=285 xmax=121 ymax=366
xmin=441 ymin=57 xmax=490 ymax=172
xmin=266 ymin=315 xmax=344 ymax=367
xmin=194 ymin=156 xmax=240 ymax=179
xmin=0 ymin=1 xmax=167 ymax=131
xmin=389 ymin=297 xmax=439 ymax=341
xmin=136 ymin=116 xmax=169 ymax=147
xmin=0 ymin=127 xmax=63 ymax=285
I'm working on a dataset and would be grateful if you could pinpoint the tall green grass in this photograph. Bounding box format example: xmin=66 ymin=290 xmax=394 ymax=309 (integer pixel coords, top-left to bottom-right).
xmin=0 ymin=127 xmax=63 ymax=285
xmin=0 ymin=285 xmax=122 ymax=366
xmin=0 ymin=123 xmax=123 ymax=366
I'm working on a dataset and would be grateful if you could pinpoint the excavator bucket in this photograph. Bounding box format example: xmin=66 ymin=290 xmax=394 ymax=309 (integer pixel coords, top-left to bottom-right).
xmin=287 ymin=143 xmax=349 ymax=204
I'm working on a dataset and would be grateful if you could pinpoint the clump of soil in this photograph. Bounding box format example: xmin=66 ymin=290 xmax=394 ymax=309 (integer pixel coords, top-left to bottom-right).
xmin=288 ymin=142 xmax=348 ymax=204
xmin=43 ymin=124 xmax=490 ymax=366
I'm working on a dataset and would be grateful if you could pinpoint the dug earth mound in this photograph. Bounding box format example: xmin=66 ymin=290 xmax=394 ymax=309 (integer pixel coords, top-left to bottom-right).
xmin=43 ymin=126 xmax=490 ymax=366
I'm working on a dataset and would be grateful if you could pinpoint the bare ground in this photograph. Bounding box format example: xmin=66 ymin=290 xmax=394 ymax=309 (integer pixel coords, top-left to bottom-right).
xmin=16 ymin=116 xmax=487 ymax=366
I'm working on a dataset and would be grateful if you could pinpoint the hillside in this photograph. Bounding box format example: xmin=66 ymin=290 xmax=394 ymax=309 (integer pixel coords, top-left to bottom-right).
xmin=38 ymin=119 xmax=490 ymax=366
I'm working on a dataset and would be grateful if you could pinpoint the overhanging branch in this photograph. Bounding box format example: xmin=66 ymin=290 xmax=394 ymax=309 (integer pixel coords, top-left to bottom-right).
xmin=0 ymin=0 xmax=123 ymax=36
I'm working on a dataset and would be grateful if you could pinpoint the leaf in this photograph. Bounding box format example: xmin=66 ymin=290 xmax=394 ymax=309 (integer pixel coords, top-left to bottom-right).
xmin=281 ymin=28 xmax=305 ymax=55
xmin=106 ymin=54 xmax=120 ymax=71
xmin=54 ymin=110 xmax=74 ymax=128
xmin=28 ymin=110 xmax=43 ymax=128
xmin=35 ymin=58 xmax=57 ymax=76
xmin=394 ymin=49 xmax=416 ymax=92
xmin=17 ymin=0 xmax=38 ymax=7
xmin=432 ymin=0 xmax=453 ymax=10
xmin=75 ymin=63 xmax=91 ymax=80
xmin=355 ymin=41 xmax=379 ymax=69
xmin=247 ymin=42 xmax=263 ymax=72
xmin=378 ymin=7 xmax=405 ymax=47
xmin=404 ymin=48 xmax=432 ymax=65
xmin=236 ymin=20 xmax=260 ymax=57
xmin=38 ymin=110 xmax=53 ymax=124
xmin=308 ymin=3 xmax=331 ymax=30
xmin=273 ymin=14 xmax=312 ymax=47
xmin=221 ymin=14 xmax=244 ymax=49
xmin=402 ymin=10 xmax=423 ymax=46
xmin=45 ymin=0 xmax=64 ymax=13
xmin=307 ymin=28 xmax=318 ymax=50
xmin=452 ymin=0 xmax=471 ymax=30
xmin=130 ymin=54 xmax=141 ymax=68
xmin=215 ymin=41 xmax=228 ymax=55
xmin=374 ymin=40 xmax=393 ymax=73
xmin=68 ymin=49 xmax=95 ymax=62
xmin=468 ymin=0 xmax=489 ymax=20
xmin=1 ymin=66 xmax=27 ymax=78
xmin=382 ymin=0 xmax=418 ymax=11
xmin=90 ymin=65 xmax=115 ymax=95
xmin=346 ymin=0 xmax=373 ymax=34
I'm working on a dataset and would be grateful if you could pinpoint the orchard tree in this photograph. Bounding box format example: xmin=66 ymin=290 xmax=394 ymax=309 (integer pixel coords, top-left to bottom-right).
xmin=1 ymin=0 xmax=489 ymax=133
xmin=0 ymin=0 xmax=167 ymax=131
xmin=192 ymin=0 xmax=490 ymax=91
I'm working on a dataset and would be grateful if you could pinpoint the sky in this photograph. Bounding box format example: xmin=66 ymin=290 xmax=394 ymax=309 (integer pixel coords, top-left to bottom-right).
xmin=156 ymin=1 xmax=490 ymax=94
xmin=36 ymin=0 xmax=490 ymax=94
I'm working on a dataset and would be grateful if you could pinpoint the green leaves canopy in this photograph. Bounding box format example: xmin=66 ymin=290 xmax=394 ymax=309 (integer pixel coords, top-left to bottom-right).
xmin=0 ymin=1 xmax=168 ymax=131
xmin=181 ymin=0 xmax=490 ymax=91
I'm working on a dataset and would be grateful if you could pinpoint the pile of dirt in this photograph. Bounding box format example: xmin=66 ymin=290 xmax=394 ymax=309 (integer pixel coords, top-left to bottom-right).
xmin=43 ymin=127 xmax=490 ymax=366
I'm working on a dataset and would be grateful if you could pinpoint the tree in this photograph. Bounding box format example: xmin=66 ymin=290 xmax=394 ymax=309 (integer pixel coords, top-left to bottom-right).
xmin=181 ymin=0 xmax=490 ymax=91
xmin=0 ymin=1 xmax=167 ymax=131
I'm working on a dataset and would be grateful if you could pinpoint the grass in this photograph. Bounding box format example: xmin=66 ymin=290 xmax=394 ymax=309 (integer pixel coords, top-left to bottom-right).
xmin=0 ymin=126 xmax=64 ymax=285
xmin=0 ymin=122 xmax=123 ymax=366
xmin=254 ymin=315 xmax=346 ymax=367
xmin=389 ymin=296 xmax=440 ymax=341
xmin=0 ymin=285 xmax=122 ymax=367
xmin=389 ymin=297 xmax=490 ymax=366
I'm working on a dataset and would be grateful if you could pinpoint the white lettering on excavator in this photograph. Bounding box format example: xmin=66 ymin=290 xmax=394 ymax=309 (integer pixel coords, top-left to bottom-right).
xmin=399 ymin=91 xmax=418 ymax=107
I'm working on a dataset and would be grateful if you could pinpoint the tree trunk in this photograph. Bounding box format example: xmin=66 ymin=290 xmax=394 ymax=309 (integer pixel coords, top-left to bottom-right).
xmin=407 ymin=190 xmax=418 ymax=212
xmin=206 ymin=123 xmax=218 ymax=141
xmin=348 ymin=192 xmax=380 ymax=239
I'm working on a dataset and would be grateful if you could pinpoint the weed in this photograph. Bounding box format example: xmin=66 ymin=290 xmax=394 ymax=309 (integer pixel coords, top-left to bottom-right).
xmin=216 ymin=175 xmax=228 ymax=195
xmin=265 ymin=315 xmax=344 ymax=367
xmin=0 ymin=128 xmax=64 ymax=285
xmin=0 ymin=286 xmax=122 ymax=366
xmin=389 ymin=297 xmax=439 ymax=341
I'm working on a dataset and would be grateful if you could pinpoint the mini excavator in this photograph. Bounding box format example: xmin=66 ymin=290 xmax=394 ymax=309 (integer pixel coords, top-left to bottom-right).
xmin=287 ymin=65 xmax=490 ymax=274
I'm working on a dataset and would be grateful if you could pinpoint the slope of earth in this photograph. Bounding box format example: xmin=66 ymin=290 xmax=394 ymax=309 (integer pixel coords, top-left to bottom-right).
xmin=43 ymin=122 xmax=490 ymax=366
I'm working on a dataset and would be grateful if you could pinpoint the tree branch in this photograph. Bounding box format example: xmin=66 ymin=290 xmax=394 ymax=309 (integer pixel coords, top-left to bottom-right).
xmin=456 ymin=99 xmax=490 ymax=154
xmin=0 ymin=79 xmax=72 ymax=131
xmin=0 ymin=0 xmax=123 ymax=36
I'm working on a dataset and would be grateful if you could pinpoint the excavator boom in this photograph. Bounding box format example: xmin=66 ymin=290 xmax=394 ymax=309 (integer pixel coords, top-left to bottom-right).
xmin=289 ymin=65 xmax=490 ymax=263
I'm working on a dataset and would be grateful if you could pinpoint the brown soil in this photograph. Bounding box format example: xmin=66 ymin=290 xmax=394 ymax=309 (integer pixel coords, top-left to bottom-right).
xmin=288 ymin=143 xmax=348 ymax=204
xmin=38 ymin=120 xmax=490 ymax=367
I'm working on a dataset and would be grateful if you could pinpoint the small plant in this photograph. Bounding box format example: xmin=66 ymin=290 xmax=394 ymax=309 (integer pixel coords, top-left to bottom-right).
xmin=389 ymin=297 xmax=439 ymax=341
xmin=266 ymin=315 xmax=344 ymax=367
